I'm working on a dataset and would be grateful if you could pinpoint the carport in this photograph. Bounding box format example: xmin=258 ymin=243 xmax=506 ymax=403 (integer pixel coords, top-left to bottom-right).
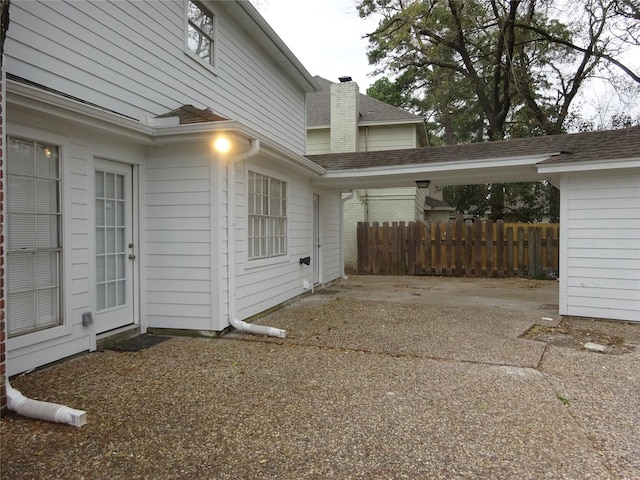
xmin=309 ymin=126 xmax=640 ymax=322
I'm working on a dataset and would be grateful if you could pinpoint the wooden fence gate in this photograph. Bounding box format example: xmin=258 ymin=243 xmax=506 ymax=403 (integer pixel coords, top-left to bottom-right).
xmin=356 ymin=218 xmax=559 ymax=278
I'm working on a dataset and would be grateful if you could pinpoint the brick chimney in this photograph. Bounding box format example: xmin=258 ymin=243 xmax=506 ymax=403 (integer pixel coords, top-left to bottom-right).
xmin=330 ymin=78 xmax=359 ymax=153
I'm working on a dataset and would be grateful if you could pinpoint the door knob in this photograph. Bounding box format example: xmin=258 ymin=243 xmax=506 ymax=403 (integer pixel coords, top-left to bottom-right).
xmin=128 ymin=254 xmax=136 ymax=260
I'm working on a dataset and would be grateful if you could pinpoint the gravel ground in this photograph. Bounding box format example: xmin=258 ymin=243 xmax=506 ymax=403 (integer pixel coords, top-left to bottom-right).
xmin=2 ymin=276 xmax=638 ymax=479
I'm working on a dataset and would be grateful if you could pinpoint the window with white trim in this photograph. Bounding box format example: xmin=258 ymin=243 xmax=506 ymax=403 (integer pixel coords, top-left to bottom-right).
xmin=187 ymin=0 xmax=216 ymax=67
xmin=6 ymin=137 xmax=62 ymax=337
xmin=248 ymin=171 xmax=287 ymax=260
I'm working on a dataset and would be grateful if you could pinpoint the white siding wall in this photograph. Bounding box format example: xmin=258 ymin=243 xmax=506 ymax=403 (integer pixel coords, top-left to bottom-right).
xmin=145 ymin=143 xmax=214 ymax=331
xmin=6 ymin=115 xmax=146 ymax=375
xmin=359 ymin=124 xmax=419 ymax=151
xmin=233 ymin=158 xmax=314 ymax=321
xmin=562 ymin=170 xmax=640 ymax=322
xmin=343 ymin=194 xmax=366 ymax=272
xmin=5 ymin=0 xmax=308 ymax=154
xmin=319 ymin=190 xmax=343 ymax=283
xmin=307 ymin=129 xmax=331 ymax=155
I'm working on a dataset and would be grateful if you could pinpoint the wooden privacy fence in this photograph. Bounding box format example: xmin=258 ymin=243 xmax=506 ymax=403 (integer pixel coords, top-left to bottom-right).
xmin=356 ymin=218 xmax=559 ymax=278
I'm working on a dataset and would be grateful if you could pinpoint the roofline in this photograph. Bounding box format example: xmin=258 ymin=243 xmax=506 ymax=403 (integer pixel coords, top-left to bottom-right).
xmin=154 ymin=121 xmax=326 ymax=175
xmin=536 ymin=157 xmax=640 ymax=174
xmin=7 ymin=79 xmax=154 ymax=143
xmin=320 ymin=152 xmax=557 ymax=177
xmin=307 ymin=118 xmax=425 ymax=129
xmin=8 ymin=79 xmax=325 ymax=175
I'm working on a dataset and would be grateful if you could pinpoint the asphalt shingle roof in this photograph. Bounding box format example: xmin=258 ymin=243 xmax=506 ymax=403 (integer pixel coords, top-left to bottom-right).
xmin=307 ymin=126 xmax=640 ymax=171
xmin=306 ymin=76 xmax=424 ymax=126
xmin=156 ymin=104 xmax=228 ymax=124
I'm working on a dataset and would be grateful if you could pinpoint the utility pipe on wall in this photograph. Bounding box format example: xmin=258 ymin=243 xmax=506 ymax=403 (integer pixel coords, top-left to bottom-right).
xmin=225 ymin=138 xmax=287 ymax=338
xmin=6 ymin=379 xmax=87 ymax=427
xmin=340 ymin=190 xmax=357 ymax=280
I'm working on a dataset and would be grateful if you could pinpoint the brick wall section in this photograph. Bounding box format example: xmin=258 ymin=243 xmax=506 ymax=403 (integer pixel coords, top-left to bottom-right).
xmin=330 ymin=81 xmax=359 ymax=153
xmin=1 ymin=74 xmax=6 ymax=416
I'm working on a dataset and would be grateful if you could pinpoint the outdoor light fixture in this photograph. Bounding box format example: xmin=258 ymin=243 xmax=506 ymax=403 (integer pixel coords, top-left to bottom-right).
xmin=415 ymin=180 xmax=431 ymax=189
xmin=213 ymin=136 xmax=232 ymax=154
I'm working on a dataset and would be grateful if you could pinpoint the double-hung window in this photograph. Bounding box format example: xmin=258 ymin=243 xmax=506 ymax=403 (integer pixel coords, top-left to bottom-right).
xmin=186 ymin=0 xmax=216 ymax=67
xmin=6 ymin=137 xmax=62 ymax=337
xmin=248 ymin=171 xmax=287 ymax=260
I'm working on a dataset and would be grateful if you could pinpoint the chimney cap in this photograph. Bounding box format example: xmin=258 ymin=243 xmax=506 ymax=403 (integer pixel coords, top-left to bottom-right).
xmin=338 ymin=76 xmax=353 ymax=83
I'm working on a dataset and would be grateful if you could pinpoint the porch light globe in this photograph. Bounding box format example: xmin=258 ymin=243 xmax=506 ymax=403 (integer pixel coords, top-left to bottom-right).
xmin=213 ymin=137 xmax=232 ymax=154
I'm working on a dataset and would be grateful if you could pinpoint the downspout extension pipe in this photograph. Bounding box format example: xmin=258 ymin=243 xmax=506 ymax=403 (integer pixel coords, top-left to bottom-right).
xmin=6 ymin=379 xmax=87 ymax=427
xmin=226 ymin=138 xmax=287 ymax=338
xmin=340 ymin=190 xmax=357 ymax=280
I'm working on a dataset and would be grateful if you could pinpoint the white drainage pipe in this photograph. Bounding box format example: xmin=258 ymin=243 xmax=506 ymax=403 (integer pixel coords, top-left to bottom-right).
xmin=225 ymin=137 xmax=286 ymax=338
xmin=229 ymin=318 xmax=287 ymax=338
xmin=340 ymin=190 xmax=357 ymax=280
xmin=6 ymin=380 xmax=87 ymax=427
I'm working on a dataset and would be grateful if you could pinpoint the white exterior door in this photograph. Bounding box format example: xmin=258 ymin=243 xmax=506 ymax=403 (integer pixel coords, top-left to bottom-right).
xmin=94 ymin=159 xmax=135 ymax=333
xmin=313 ymin=194 xmax=320 ymax=285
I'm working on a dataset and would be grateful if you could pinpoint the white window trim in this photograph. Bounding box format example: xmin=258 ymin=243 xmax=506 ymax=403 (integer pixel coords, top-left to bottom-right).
xmin=243 ymin=165 xmax=290 ymax=269
xmin=5 ymin=126 xmax=74 ymax=347
xmin=184 ymin=0 xmax=219 ymax=75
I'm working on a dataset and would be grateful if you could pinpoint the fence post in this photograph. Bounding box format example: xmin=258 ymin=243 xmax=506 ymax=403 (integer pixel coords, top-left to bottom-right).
xmin=372 ymin=222 xmax=380 ymax=275
xmin=455 ymin=216 xmax=463 ymax=276
xmin=474 ymin=220 xmax=483 ymax=276
xmin=529 ymin=227 xmax=542 ymax=278
xmin=506 ymin=225 xmax=514 ymax=277
xmin=399 ymin=221 xmax=407 ymax=275
xmin=408 ymin=222 xmax=416 ymax=276
xmin=423 ymin=222 xmax=431 ymax=275
xmin=496 ymin=220 xmax=504 ymax=277
xmin=465 ymin=220 xmax=473 ymax=277
xmin=434 ymin=221 xmax=442 ymax=275
xmin=545 ymin=226 xmax=555 ymax=276
xmin=486 ymin=219 xmax=494 ymax=278
xmin=445 ymin=221 xmax=453 ymax=275
xmin=357 ymin=222 xmax=367 ymax=274
xmin=517 ymin=227 xmax=525 ymax=277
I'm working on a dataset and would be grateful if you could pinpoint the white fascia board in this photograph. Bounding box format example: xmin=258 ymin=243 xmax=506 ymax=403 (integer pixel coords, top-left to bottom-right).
xmin=153 ymin=121 xmax=326 ymax=175
xmin=358 ymin=118 xmax=425 ymax=127
xmin=7 ymin=80 xmax=154 ymax=143
xmin=537 ymin=158 xmax=640 ymax=174
xmin=308 ymin=118 xmax=424 ymax=130
xmin=322 ymin=152 xmax=556 ymax=179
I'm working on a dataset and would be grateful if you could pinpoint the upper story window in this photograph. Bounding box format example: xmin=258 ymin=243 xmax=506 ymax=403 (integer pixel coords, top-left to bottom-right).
xmin=248 ymin=171 xmax=287 ymax=260
xmin=186 ymin=0 xmax=216 ymax=67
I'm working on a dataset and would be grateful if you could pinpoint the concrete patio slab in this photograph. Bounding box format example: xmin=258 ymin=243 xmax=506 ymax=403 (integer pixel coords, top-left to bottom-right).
xmin=2 ymin=276 xmax=638 ymax=479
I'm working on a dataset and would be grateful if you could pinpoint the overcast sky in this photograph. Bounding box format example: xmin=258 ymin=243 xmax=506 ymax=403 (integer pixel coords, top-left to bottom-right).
xmin=254 ymin=0 xmax=640 ymax=125
xmin=255 ymin=0 xmax=381 ymax=91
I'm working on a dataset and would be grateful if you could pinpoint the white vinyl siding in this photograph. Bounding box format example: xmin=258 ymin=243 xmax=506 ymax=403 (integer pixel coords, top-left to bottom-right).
xmin=358 ymin=124 xmax=419 ymax=152
xmin=563 ymin=171 xmax=640 ymax=322
xmin=144 ymin=144 xmax=213 ymax=331
xmin=7 ymin=137 xmax=62 ymax=337
xmin=248 ymin=171 xmax=287 ymax=260
xmin=5 ymin=0 xmax=307 ymax=154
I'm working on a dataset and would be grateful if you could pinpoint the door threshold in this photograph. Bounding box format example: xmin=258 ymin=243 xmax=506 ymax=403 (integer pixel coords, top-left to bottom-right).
xmin=97 ymin=324 xmax=139 ymax=349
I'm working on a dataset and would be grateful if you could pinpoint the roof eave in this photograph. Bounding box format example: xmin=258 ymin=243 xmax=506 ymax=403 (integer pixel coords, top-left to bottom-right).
xmin=537 ymin=157 xmax=640 ymax=174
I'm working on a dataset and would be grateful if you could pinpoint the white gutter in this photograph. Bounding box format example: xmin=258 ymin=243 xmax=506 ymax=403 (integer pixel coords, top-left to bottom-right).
xmin=6 ymin=379 xmax=87 ymax=427
xmin=340 ymin=190 xmax=357 ymax=280
xmin=226 ymin=139 xmax=287 ymax=338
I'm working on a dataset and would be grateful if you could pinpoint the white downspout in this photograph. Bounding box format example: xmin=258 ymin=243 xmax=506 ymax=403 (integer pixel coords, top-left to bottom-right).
xmin=340 ymin=190 xmax=357 ymax=280
xmin=226 ymin=138 xmax=287 ymax=338
xmin=6 ymin=379 xmax=87 ymax=427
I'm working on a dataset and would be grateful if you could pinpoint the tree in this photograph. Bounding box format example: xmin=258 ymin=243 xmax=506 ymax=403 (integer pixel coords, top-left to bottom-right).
xmin=360 ymin=0 xmax=639 ymax=222
xmin=359 ymin=0 xmax=640 ymax=140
